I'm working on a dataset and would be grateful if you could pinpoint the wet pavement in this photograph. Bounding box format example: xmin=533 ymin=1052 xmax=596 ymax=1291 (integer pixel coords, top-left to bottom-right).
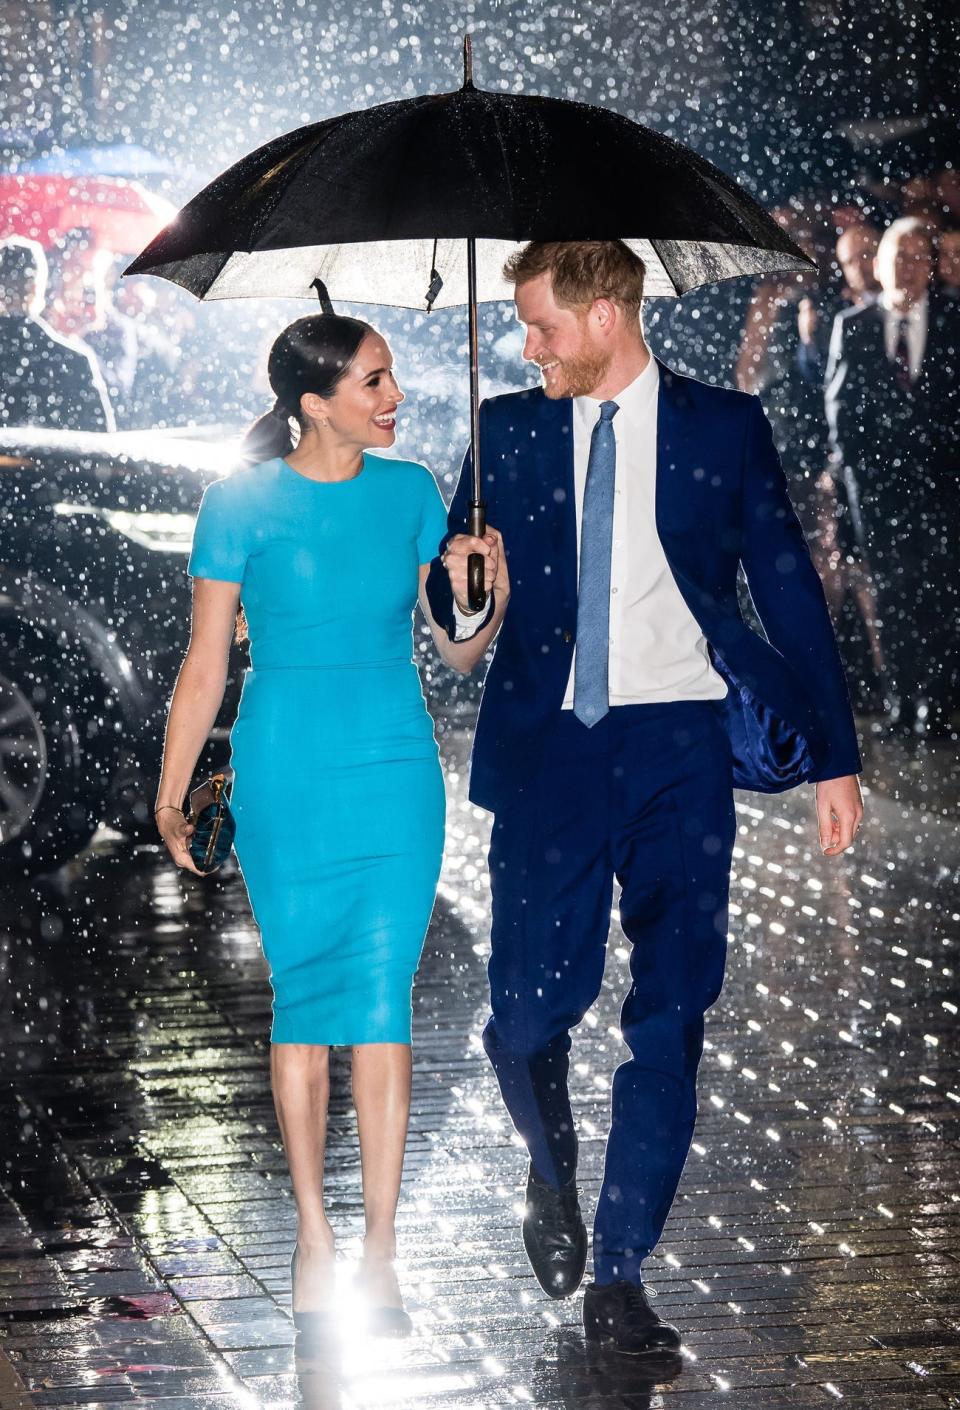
xmin=1 ymin=723 xmax=959 ymax=1409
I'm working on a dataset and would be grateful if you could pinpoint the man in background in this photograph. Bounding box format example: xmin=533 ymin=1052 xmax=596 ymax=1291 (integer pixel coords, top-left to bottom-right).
xmin=797 ymin=222 xmax=880 ymax=384
xmin=826 ymin=218 xmax=960 ymax=737
xmin=0 ymin=236 xmax=114 ymax=432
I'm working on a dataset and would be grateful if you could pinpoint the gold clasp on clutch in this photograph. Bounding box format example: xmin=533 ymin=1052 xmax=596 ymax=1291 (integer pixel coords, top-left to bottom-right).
xmin=202 ymin=773 xmax=227 ymax=868
xmin=204 ymin=811 xmax=224 ymax=869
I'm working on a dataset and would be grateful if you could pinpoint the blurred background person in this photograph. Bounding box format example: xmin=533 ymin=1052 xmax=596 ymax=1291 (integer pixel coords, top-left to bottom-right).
xmin=937 ymin=228 xmax=960 ymax=299
xmin=934 ymin=166 xmax=960 ymax=226
xmin=82 ymin=246 xmax=140 ymax=421
xmin=899 ymin=172 xmax=945 ymax=228
xmin=794 ymin=219 xmax=886 ymax=701
xmin=735 ymin=206 xmax=824 ymax=537
xmin=825 ymin=216 xmax=960 ymax=739
xmin=44 ymin=226 xmax=100 ymax=341
xmin=796 ymin=222 xmax=881 ymax=388
xmin=0 ymin=234 xmax=114 ymax=431
xmin=85 ymin=253 xmax=179 ymax=426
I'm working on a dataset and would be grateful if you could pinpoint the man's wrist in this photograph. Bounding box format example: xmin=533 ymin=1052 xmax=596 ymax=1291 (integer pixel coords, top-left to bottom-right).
xmin=452 ymin=589 xmax=495 ymax=641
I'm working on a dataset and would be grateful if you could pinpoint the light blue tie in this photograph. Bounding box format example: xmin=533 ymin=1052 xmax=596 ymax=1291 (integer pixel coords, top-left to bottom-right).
xmin=573 ymin=400 xmax=619 ymax=727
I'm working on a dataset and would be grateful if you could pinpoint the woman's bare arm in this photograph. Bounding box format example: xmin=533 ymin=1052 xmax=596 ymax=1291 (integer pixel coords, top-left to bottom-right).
xmin=155 ymin=578 xmax=240 ymax=872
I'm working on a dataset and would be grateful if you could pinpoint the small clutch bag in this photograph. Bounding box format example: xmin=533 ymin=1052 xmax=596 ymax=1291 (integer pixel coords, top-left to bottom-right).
xmin=187 ymin=772 xmax=236 ymax=874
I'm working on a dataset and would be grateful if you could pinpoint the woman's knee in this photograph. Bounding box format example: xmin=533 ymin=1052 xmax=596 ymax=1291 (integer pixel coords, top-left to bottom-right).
xmin=271 ymin=1041 xmax=331 ymax=1083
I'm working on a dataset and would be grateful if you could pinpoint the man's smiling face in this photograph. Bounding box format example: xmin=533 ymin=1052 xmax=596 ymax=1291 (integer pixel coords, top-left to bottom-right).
xmin=515 ymin=272 xmax=611 ymax=399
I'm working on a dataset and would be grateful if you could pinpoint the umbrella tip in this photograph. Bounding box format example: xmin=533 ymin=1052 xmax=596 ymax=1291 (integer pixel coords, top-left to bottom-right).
xmin=462 ymin=33 xmax=475 ymax=89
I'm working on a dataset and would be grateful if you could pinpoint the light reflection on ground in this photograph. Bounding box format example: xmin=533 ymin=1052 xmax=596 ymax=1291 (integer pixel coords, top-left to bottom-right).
xmin=0 ymin=727 xmax=957 ymax=1407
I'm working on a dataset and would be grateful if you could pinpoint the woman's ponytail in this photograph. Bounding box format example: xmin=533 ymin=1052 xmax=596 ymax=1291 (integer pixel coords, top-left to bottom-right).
xmin=241 ymin=397 xmax=296 ymax=463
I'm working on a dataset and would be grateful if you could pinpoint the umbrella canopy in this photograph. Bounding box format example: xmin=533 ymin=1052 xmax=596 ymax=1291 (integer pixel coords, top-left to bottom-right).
xmin=0 ymin=174 xmax=176 ymax=254
xmin=125 ymin=75 xmax=813 ymax=306
xmin=126 ymin=39 xmax=815 ymax=607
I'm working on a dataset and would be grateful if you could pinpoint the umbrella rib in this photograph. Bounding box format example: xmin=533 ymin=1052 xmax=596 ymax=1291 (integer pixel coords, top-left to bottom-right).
xmin=644 ymin=241 xmax=685 ymax=298
xmin=486 ymin=99 xmax=518 ymax=232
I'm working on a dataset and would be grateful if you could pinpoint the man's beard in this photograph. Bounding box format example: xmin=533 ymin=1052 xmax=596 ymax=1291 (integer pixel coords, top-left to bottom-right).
xmin=538 ymin=343 xmax=612 ymax=399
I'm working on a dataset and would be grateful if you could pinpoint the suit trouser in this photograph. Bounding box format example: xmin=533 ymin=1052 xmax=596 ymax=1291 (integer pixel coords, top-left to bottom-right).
xmin=858 ymin=505 xmax=959 ymax=721
xmin=481 ymin=699 xmax=737 ymax=1287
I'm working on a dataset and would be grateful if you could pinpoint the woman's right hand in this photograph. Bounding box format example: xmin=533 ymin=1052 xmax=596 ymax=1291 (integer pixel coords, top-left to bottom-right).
xmin=156 ymin=807 xmax=203 ymax=875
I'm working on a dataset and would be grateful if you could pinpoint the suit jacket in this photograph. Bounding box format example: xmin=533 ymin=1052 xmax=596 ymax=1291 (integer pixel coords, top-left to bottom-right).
xmin=0 ymin=315 xmax=114 ymax=433
xmin=824 ymin=296 xmax=960 ymax=543
xmin=426 ymin=361 xmax=863 ymax=813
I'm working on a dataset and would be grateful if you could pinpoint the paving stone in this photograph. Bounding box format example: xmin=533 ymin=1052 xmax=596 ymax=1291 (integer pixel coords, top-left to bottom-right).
xmin=1 ymin=728 xmax=958 ymax=1406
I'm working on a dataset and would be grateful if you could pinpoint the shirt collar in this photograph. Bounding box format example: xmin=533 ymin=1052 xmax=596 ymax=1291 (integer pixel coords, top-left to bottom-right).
xmin=573 ymin=352 xmax=659 ymax=425
xmin=879 ymin=291 xmax=928 ymax=322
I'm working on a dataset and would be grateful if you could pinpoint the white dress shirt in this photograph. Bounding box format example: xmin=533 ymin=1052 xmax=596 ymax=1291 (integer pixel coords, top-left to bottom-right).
xmin=455 ymin=356 xmax=728 ymax=708
xmin=880 ymin=291 xmax=928 ymax=380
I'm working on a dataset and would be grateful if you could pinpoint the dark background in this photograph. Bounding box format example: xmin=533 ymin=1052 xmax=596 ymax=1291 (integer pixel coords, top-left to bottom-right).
xmin=2 ymin=0 xmax=956 ymax=469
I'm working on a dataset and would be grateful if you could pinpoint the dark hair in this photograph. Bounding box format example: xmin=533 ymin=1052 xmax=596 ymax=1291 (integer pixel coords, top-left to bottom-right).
xmin=0 ymin=235 xmax=48 ymax=309
xmin=242 ymin=313 xmax=374 ymax=463
xmin=502 ymin=240 xmax=646 ymax=321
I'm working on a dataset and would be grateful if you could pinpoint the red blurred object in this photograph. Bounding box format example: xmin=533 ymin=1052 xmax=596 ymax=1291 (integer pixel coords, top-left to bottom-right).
xmin=0 ymin=173 xmax=176 ymax=253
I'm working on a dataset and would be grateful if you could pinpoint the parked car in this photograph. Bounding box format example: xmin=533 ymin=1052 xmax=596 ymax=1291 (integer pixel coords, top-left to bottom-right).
xmin=0 ymin=425 xmax=244 ymax=876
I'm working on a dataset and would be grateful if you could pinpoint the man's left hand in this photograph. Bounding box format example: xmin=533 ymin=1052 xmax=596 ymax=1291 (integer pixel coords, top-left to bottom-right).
xmin=815 ymin=775 xmax=864 ymax=856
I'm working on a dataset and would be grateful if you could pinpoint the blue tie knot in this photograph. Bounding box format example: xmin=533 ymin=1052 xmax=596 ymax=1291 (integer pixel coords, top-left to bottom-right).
xmin=599 ymin=400 xmax=619 ymax=423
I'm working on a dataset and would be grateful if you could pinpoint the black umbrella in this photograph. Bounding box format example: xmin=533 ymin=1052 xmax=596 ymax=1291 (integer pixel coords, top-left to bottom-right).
xmin=127 ymin=37 xmax=814 ymax=606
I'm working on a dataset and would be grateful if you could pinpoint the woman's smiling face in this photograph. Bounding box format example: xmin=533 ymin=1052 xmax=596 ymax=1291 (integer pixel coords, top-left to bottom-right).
xmin=302 ymin=331 xmax=405 ymax=448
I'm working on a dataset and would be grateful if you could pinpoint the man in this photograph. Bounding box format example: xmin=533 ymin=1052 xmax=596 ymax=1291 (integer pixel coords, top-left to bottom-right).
xmin=0 ymin=236 xmax=114 ymax=432
xmin=796 ymin=221 xmax=880 ymax=385
xmin=426 ymin=241 xmax=863 ymax=1354
xmin=792 ymin=221 xmax=885 ymax=713
xmin=836 ymin=223 xmax=882 ymax=304
xmin=825 ymin=217 xmax=960 ymax=736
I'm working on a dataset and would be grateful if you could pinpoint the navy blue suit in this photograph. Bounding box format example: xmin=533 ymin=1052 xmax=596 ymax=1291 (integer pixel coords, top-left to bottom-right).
xmin=426 ymin=362 xmax=861 ymax=1285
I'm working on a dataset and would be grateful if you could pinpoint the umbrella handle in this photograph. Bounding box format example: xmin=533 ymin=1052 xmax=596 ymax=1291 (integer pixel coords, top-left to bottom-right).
xmin=467 ymin=500 xmax=487 ymax=611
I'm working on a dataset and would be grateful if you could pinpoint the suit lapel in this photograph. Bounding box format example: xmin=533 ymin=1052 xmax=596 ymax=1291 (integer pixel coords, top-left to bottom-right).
xmin=654 ymin=359 xmax=695 ymax=542
xmin=538 ymin=392 xmax=577 ymax=616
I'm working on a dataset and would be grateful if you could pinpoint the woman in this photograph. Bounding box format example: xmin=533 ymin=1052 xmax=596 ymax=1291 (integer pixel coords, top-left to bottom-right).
xmin=154 ymin=313 xmax=509 ymax=1341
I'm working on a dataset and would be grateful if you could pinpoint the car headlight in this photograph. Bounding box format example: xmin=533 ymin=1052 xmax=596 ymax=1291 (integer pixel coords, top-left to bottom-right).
xmin=53 ymin=502 xmax=196 ymax=553
xmin=102 ymin=510 xmax=196 ymax=553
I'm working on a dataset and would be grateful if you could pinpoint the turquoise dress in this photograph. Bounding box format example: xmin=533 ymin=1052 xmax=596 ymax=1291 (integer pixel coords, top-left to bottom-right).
xmin=188 ymin=453 xmax=449 ymax=1045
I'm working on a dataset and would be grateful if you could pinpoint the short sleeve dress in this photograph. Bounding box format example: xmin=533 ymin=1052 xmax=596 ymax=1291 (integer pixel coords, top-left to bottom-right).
xmin=188 ymin=452 xmax=449 ymax=1045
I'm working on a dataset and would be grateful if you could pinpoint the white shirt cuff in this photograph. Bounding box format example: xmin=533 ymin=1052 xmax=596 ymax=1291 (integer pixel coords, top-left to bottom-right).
xmin=452 ymin=591 xmax=493 ymax=640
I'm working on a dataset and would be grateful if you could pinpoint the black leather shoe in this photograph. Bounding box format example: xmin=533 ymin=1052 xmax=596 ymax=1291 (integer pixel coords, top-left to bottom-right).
xmin=582 ymin=1280 xmax=682 ymax=1355
xmin=521 ymin=1163 xmax=588 ymax=1299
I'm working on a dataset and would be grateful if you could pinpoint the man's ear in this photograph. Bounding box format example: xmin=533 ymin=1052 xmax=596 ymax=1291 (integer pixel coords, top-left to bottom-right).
xmin=593 ymin=297 xmax=618 ymax=334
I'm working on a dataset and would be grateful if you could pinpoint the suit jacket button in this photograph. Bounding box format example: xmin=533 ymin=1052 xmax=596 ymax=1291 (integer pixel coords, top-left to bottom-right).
xmin=562 ymin=629 xmax=573 ymax=643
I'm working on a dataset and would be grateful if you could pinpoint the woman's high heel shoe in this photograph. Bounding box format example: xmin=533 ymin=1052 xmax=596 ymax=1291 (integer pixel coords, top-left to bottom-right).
xmin=367 ymin=1303 xmax=412 ymax=1338
xmin=291 ymin=1245 xmax=338 ymax=1348
xmin=355 ymin=1257 xmax=413 ymax=1338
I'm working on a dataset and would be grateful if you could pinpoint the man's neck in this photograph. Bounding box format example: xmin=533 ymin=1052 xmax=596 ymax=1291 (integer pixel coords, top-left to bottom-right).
xmin=587 ymin=338 xmax=652 ymax=400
